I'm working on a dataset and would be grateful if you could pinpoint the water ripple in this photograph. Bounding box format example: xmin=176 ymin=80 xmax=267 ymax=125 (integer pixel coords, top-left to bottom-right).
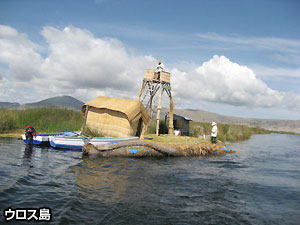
xmin=0 ymin=134 xmax=299 ymax=224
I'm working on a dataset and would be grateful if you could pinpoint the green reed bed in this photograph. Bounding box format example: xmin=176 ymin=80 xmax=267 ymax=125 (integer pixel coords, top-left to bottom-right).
xmin=148 ymin=119 xmax=269 ymax=142
xmin=190 ymin=121 xmax=270 ymax=142
xmin=0 ymin=108 xmax=83 ymax=133
xmin=0 ymin=108 xmax=271 ymax=141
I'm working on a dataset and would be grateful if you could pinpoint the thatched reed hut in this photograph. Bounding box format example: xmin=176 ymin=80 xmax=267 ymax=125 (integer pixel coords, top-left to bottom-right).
xmin=81 ymin=96 xmax=150 ymax=138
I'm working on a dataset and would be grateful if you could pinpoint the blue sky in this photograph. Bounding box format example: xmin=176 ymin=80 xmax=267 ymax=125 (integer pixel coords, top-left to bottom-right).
xmin=0 ymin=0 xmax=299 ymax=119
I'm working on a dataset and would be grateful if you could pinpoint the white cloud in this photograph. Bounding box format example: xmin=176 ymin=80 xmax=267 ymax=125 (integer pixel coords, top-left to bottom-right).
xmin=0 ymin=25 xmax=43 ymax=81
xmin=0 ymin=25 xmax=299 ymax=112
xmin=0 ymin=25 xmax=156 ymax=102
xmin=196 ymin=32 xmax=300 ymax=53
xmin=171 ymin=55 xmax=299 ymax=110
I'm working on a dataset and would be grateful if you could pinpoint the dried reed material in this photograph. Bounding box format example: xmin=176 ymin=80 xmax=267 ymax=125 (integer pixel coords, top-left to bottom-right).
xmin=159 ymin=71 xmax=170 ymax=83
xmin=83 ymin=140 xmax=234 ymax=157
xmin=81 ymin=96 xmax=150 ymax=137
xmin=143 ymin=69 xmax=155 ymax=80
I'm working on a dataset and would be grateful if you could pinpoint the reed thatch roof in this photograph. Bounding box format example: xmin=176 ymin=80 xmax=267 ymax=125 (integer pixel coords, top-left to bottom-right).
xmin=81 ymin=96 xmax=150 ymax=137
xmin=82 ymin=96 xmax=150 ymax=123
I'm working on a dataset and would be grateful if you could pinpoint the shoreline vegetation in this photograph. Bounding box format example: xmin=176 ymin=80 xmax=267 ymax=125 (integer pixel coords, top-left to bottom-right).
xmin=147 ymin=120 xmax=271 ymax=143
xmin=0 ymin=108 xmax=297 ymax=141
xmin=0 ymin=108 xmax=83 ymax=137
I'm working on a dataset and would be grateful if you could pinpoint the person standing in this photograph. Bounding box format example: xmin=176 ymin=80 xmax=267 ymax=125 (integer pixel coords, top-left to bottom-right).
xmin=156 ymin=61 xmax=164 ymax=80
xmin=211 ymin=122 xmax=218 ymax=144
xmin=156 ymin=60 xmax=164 ymax=72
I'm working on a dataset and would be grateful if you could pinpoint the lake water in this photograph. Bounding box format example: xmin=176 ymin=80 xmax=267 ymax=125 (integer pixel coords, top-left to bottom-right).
xmin=0 ymin=134 xmax=299 ymax=224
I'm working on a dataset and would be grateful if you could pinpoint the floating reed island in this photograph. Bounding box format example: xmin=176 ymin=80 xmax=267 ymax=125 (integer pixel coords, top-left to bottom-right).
xmin=81 ymin=68 xmax=235 ymax=158
xmin=82 ymin=139 xmax=235 ymax=157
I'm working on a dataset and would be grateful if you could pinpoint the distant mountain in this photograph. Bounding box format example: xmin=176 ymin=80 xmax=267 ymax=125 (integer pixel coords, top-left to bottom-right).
xmin=158 ymin=108 xmax=300 ymax=134
xmin=0 ymin=102 xmax=20 ymax=108
xmin=24 ymin=96 xmax=84 ymax=110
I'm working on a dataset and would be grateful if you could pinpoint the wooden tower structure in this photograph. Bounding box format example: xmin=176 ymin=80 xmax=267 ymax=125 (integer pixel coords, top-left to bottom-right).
xmin=138 ymin=69 xmax=174 ymax=136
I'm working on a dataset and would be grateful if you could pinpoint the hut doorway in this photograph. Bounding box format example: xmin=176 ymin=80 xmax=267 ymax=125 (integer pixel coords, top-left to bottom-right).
xmin=173 ymin=120 xmax=178 ymax=130
xmin=135 ymin=118 xmax=143 ymax=137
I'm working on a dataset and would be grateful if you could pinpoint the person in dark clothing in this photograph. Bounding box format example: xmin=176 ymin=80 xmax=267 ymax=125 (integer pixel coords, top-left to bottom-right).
xmin=25 ymin=125 xmax=37 ymax=145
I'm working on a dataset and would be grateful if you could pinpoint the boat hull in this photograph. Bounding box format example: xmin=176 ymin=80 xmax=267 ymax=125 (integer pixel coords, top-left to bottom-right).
xmin=49 ymin=136 xmax=89 ymax=150
xmin=90 ymin=136 xmax=139 ymax=146
xmin=50 ymin=136 xmax=139 ymax=150
xmin=22 ymin=134 xmax=49 ymax=145
xmin=22 ymin=131 xmax=80 ymax=146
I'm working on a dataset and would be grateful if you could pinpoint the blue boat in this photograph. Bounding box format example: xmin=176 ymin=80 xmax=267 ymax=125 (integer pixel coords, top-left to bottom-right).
xmin=21 ymin=131 xmax=80 ymax=146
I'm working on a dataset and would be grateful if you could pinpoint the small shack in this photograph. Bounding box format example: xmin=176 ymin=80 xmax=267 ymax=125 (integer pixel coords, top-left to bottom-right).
xmin=172 ymin=114 xmax=192 ymax=136
xmin=81 ymin=96 xmax=150 ymax=137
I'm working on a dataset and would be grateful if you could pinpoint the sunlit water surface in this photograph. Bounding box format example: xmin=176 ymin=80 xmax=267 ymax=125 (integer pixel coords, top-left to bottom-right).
xmin=0 ymin=134 xmax=299 ymax=224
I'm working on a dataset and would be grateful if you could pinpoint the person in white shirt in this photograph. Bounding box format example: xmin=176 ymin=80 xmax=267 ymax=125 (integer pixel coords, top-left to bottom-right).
xmin=156 ymin=61 xmax=164 ymax=80
xmin=174 ymin=129 xmax=181 ymax=136
xmin=211 ymin=122 xmax=218 ymax=144
xmin=156 ymin=61 xmax=164 ymax=72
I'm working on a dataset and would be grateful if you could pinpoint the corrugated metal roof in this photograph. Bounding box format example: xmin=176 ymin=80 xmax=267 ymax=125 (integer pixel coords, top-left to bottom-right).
xmin=173 ymin=113 xmax=192 ymax=121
